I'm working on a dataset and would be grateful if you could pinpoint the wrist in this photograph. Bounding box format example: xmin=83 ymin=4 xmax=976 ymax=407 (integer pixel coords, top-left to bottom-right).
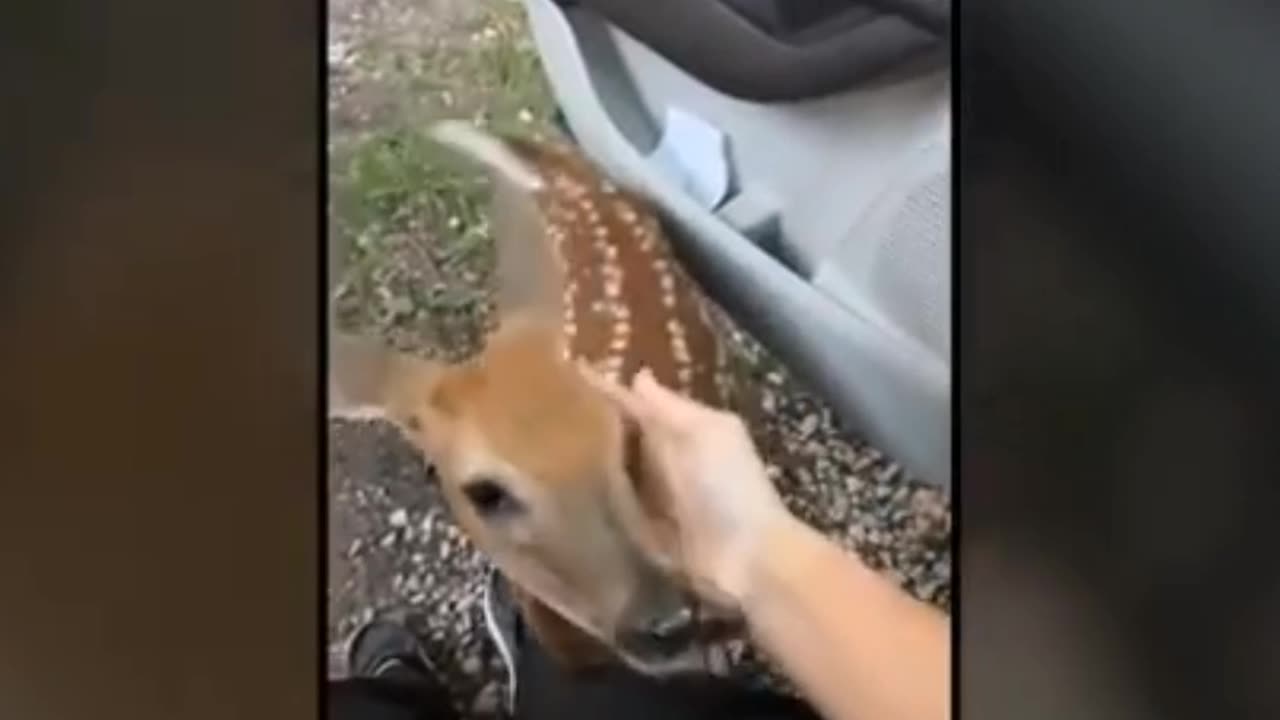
xmin=729 ymin=509 xmax=816 ymax=611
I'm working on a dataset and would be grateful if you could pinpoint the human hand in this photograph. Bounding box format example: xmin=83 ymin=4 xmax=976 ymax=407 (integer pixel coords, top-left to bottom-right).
xmin=584 ymin=366 xmax=795 ymax=607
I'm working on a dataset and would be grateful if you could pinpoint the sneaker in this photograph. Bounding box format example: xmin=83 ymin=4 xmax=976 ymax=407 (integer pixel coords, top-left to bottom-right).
xmin=345 ymin=617 xmax=440 ymax=681
xmin=482 ymin=568 xmax=522 ymax=714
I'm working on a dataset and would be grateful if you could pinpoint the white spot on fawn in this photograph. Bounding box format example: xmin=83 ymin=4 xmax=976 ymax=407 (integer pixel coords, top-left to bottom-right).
xmin=672 ymin=338 xmax=691 ymax=363
xmin=677 ymin=366 xmax=694 ymax=387
xmin=562 ymin=180 xmax=588 ymax=199
xmin=638 ymin=230 xmax=657 ymax=252
xmin=614 ymin=202 xmax=638 ymax=224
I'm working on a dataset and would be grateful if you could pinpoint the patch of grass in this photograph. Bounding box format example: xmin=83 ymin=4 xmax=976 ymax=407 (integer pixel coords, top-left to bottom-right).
xmin=331 ymin=125 xmax=496 ymax=358
xmin=329 ymin=0 xmax=558 ymax=358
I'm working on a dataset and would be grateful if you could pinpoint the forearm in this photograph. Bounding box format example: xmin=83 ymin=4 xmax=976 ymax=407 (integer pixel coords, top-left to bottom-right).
xmin=741 ymin=516 xmax=950 ymax=720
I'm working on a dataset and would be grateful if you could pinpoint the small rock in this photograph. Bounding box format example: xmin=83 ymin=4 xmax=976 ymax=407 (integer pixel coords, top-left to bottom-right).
xmin=471 ymin=681 xmax=502 ymax=716
xmin=389 ymin=508 xmax=409 ymax=527
xmin=761 ymin=390 xmax=777 ymax=413
xmin=875 ymin=462 xmax=901 ymax=484
xmin=829 ymin=493 xmax=850 ymax=518
xmin=918 ymin=580 xmax=942 ymax=600
xmin=379 ymin=530 xmax=397 ymax=548
xmin=797 ymin=413 xmax=819 ymax=439
xmin=461 ymin=654 xmax=482 ymax=676
xmin=385 ymin=296 xmax=413 ymax=318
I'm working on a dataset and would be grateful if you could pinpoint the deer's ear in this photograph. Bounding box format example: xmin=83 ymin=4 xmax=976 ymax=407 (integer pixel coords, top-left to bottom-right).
xmin=430 ymin=120 xmax=562 ymax=320
xmin=329 ymin=332 xmax=444 ymax=423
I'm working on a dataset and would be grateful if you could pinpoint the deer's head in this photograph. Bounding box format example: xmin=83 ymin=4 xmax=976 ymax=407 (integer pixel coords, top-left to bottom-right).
xmin=331 ymin=123 xmax=739 ymax=673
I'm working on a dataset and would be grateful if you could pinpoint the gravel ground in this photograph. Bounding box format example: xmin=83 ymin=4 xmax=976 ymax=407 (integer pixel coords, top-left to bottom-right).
xmin=327 ymin=0 xmax=951 ymax=716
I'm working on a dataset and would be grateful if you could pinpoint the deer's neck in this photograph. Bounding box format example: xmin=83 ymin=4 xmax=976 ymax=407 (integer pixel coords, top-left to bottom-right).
xmin=511 ymin=581 xmax=614 ymax=671
xmin=515 ymin=142 xmax=730 ymax=409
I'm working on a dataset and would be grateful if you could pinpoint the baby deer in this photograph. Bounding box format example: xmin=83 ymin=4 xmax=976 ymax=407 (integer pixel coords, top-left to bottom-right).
xmin=331 ymin=121 xmax=737 ymax=674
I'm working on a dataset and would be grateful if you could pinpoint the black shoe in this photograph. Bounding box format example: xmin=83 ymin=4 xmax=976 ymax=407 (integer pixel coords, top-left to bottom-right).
xmin=345 ymin=617 xmax=440 ymax=681
xmin=482 ymin=569 xmax=522 ymax=715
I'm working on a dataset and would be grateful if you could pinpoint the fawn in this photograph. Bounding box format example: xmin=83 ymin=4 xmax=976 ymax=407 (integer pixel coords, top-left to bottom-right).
xmin=330 ymin=121 xmax=740 ymax=674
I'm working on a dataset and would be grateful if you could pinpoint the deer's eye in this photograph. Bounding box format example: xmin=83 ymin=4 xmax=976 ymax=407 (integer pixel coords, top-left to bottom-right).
xmin=463 ymin=477 xmax=524 ymax=518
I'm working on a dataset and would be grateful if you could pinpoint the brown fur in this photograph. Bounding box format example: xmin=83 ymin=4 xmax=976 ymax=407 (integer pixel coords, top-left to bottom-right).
xmin=507 ymin=138 xmax=731 ymax=408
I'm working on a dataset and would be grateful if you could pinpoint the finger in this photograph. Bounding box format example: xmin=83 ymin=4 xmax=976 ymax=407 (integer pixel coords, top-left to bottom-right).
xmin=631 ymin=369 xmax=708 ymax=430
xmin=578 ymin=362 xmax=654 ymax=425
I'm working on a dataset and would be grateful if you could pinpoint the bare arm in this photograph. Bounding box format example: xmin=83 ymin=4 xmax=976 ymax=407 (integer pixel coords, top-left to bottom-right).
xmin=742 ymin=514 xmax=949 ymax=720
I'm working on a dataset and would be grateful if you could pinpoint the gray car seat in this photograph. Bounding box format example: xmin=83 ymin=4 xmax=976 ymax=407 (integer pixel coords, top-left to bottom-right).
xmin=521 ymin=0 xmax=951 ymax=491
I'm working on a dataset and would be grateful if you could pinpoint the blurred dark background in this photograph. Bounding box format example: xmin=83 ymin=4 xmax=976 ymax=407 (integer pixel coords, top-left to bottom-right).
xmin=0 ymin=3 xmax=319 ymax=719
xmin=962 ymin=1 xmax=1280 ymax=718
xmin=2 ymin=0 xmax=1279 ymax=718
